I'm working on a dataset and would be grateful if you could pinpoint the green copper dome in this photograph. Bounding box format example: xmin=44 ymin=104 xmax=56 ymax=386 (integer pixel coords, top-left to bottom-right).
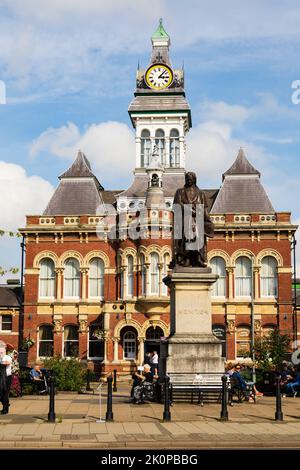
xmin=151 ymin=18 xmax=169 ymax=39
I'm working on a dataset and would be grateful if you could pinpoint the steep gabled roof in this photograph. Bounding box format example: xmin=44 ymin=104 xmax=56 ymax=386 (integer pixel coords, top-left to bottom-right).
xmin=59 ymin=150 xmax=103 ymax=188
xmin=43 ymin=151 xmax=106 ymax=215
xmin=223 ymin=148 xmax=260 ymax=180
xmin=211 ymin=149 xmax=274 ymax=214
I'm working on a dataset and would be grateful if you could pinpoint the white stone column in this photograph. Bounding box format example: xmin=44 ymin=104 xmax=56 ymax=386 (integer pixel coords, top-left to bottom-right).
xmin=136 ymin=136 xmax=141 ymax=168
xmin=227 ymin=267 xmax=234 ymax=300
xmin=254 ymin=267 xmax=260 ymax=301
xmin=112 ymin=338 xmax=119 ymax=363
xmin=165 ymin=137 xmax=170 ymax=167
xmin=158 ymin=263 xmax=163 ymax=297
xmin=138 ymin=338 xmax=145 ymax=365
xmin=81 ymin=269 xmax=87 ymax=301
xmin=103 ymin=337 xmax=109 ymax=365
xmin=145 ymin=264 xmax=150 ymax=297
xmin=55 ymin=268 xmax=62 ymax=301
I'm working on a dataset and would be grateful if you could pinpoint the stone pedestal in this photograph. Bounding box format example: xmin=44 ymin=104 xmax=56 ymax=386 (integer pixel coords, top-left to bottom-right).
xmin=161 ymin=267 xmax=224 ymax=375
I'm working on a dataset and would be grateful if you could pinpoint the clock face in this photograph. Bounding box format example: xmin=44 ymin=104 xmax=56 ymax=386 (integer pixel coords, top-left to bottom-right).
xmin=145 ymin=64 xmax=173 ymax=90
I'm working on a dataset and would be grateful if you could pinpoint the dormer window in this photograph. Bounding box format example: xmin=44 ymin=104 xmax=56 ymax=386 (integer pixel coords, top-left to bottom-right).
xmin=141 ymin=129 xmax=151 ymax=167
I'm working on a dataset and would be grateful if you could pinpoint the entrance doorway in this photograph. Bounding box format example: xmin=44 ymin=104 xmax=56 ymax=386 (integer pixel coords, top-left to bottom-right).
xmin=144 ymin=326 xmax=164 ymax=359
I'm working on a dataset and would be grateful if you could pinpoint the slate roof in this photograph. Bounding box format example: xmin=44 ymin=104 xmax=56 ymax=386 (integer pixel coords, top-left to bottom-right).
xmin=120 ymin=173 xmax=186 ymax=198
xmin=223 ymin=148 xmax=260 ymax=179
xmin=211 ymin=149 xmax=274 ymax=214
xmin=128 ymin=94 xmax=190 ymax=114
xmin=119 ymin=174 xmax=218 ymax=211
xmin=44 ymin=179 xmax=105 ymax=215
xmin=43 ymin=151 xmax=109 ymax=215
xmin=0 ymin=286 xmax=22 ymax=308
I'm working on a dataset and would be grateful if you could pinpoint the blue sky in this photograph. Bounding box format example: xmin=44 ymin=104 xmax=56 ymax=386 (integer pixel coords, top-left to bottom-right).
xmin=1 ymin=0 xmax=300 ymax=274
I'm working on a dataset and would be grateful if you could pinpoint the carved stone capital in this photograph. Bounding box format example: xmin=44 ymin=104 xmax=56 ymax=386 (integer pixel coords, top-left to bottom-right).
xmin=226 ymin=320 xmax=235 ymax=334
xmin=53 ymin=319 xmax=62 ymax=334
xmin=79 ymin=319 xmax=88 ymax=334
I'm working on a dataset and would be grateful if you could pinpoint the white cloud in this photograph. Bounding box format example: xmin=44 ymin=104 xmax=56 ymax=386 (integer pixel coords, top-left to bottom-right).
xmin=29 ymin=121 xmax=135 ymax=187
xmin=2 ymin=2 xmax=300 ymax=99
xmin=0 ymin=161 xmax=54 ymax=231
xmin=196 ymin=101 xmax=252 ymax=126
xmin=0 ymin=161 xmax=54 ymax=277
xmin=186 ymin=119 xmax=273 ymax=185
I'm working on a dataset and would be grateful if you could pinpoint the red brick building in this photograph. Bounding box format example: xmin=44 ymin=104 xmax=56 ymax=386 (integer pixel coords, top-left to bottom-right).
xmin=4 ymin=21 xmax=297 ymax=374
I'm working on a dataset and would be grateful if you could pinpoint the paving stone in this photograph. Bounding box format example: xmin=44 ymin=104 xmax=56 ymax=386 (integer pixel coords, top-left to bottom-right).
xmin=16 ymin=424 xmax=40 ymax=435
xmin=106 ymin=423 xmax=126 ymax=434
xmin=160 ymin=422 xmax=189 ymax=435
xmin=95 ymin=434 xmax=117 ymax=442
xmin=72 ymin=423 xmax=90 ymax=435
xmin=123 ymin=422 xmax=143 ymax=434
xmin=89 ymin=423 xmax=108 ymax=434
xmin=139 ymin=423 xmax=162 ymax=435
xmin=53 ymin=423 xmax=72 ymax=435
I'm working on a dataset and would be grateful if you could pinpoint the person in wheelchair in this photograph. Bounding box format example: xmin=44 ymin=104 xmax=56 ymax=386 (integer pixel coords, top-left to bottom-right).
xmin=132 ymin=364 xmax=154 ymax=404
xmin=29 ymin=365 xmax=48 ymax=394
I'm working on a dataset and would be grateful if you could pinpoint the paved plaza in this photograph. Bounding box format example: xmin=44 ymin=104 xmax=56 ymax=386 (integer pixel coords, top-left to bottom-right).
xmin=0 ymin=384 xmax=300 ymax=449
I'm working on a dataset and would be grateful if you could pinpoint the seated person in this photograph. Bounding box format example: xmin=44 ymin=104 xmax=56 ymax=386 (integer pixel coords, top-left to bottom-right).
xmin=232 ymin=365 xmax=261 ymax=402
xmin=285 ymin=367 xmax=300 ymax=397
xmin=132 ymin=364 xmax=153 ymax=404
xmin=232 ymin=365 xmax=247 ymax=391
xmin=29 ymin=365 xmax=47 ymax=394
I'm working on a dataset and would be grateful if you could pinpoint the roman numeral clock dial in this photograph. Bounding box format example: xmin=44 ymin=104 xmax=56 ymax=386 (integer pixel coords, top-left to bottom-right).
xmin=145 ymin=64 xmax=173 ymax=90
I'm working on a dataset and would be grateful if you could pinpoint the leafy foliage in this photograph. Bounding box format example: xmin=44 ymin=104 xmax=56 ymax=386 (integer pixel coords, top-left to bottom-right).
xmin=253 ymin=330 xmax=291 ymax=371
xmin=43 ymin=356 xmax=86 ymax=391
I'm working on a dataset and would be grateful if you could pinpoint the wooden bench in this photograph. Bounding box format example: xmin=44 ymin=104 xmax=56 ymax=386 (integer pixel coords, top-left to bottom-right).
xmin=168 ymin=373 xmax=228 ymax=406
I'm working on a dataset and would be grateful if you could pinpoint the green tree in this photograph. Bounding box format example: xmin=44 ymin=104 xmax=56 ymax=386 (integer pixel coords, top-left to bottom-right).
xmin=253 ymin=330 xmax=291 ymax=371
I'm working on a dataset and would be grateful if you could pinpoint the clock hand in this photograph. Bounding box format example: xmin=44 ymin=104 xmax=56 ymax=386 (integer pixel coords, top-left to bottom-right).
xmin=158 ymin=71 xmax=168 ymax=79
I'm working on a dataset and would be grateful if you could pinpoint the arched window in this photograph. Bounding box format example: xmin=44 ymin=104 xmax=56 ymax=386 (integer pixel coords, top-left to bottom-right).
xmin=236 ymin=325 xmax=251 ymax=357
xmin=88 ymin=325 xmax=104 ymax=359
xmin=162 ymin=253 xmax=170 ymax=295
xmin=127 ymin=255 xmax=134 ymax=297
xmin=140 ymin=254 xmax=147 ymax=296
xmin=39 ymin=258 xmax=56 ymax=298
xmin=89 ymin=258 xmax=104 ymax=298
xmin=235 ymin=256 xmax=252 ymax=297
xmin=261 ymin=256 xmax=278 ymax=297
xmin=63 ymin=325 xmax=79 ymax=357
xmin=146 ymin=326 xmax=164 ymax=340
xmin=123 ymin=330 xmax=137 ymax=360
xmin=210 ymin=257 xmax=226 ymax=296
xmin=155 ymin=129 xmax=165 ymax=165
xmin=64 ymin=258 xmax=80 ymax=298
xmin=169 ymin=129 xmax=180 ymax=167
xmin=150 ymin=252 xmax=159 ymax=295
xmin=141 ymin=129 xmax=151 ymax=167
xmin=38 ymin=325 xmax=54 ymax=358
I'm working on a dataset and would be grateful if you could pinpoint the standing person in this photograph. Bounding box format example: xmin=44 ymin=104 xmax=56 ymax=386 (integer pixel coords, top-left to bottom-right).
xmin=0 ymin=342 xmax=12 ymax=414
xmin=144 ymin=352 xmax=152 ymax=366
xmin=150 ymin=350 xmax=159 ymax=376
xmin=9 ymin=350 xmax=21 ymax=397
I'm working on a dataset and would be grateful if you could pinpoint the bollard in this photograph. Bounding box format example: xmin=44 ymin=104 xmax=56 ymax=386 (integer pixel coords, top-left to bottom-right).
xmin=275 ymin=374 xmax=283 ymax=421
xmin=113 ymin=369 xmax=117 ymax=392
xmin=220 ymin=375 xmax=229 ymax=421
xmin=47 ymin=372 xmax=56 ymax=423
xmin=163 ymin=375 xmax=171 ymax=422
xmin=106 ymin=375 xmax=114 ymax=422
xmin=86 ymin=368 xmax=92 ymax=392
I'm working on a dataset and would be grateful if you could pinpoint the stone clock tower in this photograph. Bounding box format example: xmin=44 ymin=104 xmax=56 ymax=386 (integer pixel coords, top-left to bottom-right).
xmin=118 ymin=20 xmax=191 ymax=212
